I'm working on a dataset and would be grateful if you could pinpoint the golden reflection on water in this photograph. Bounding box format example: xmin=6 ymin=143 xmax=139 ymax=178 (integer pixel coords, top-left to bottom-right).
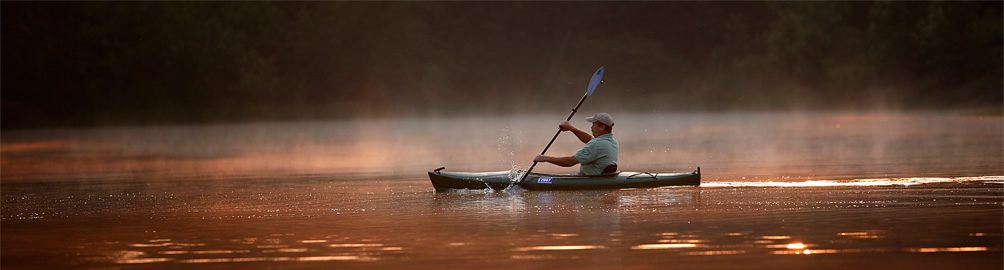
xmin=5 ymin=180 xmax=995 ymax=268
xmin=771 ymin=246 xmax=991 ymax=255
xmin=759 ymin=235 xmax=791 ymax=240
xmin=107 ymin=250 xmax=173 ymax=264
xmin=98 ymin=236 xmax=405 ymax=265
xmin=631 ymin=243 xmax=699 ymax=250
xmin=513 ymin=245 xmax=605 ymax=251
xmin=175 ymin=255 xmax=375 ymax=264
xmin=85 ymin=226 xmax=1003 ymax=265
xmin=910 ymin=247 xmax=989 ymax=253
xmin=703 ymin=176 xmax=1004 ymax=188
xmin=785 ymin=243 xmax=806 ymax=249
xmin=657 ymin=239 xmax=706 ymax=244
xmin=129 ymin=242 xmax=205 ymax=248
xmin=329 ymin=243 xmax=384 ymax=248
xmin=838 ymin=231 xmax=885 ymax=239
xmin=679 ymin=250 xmax=747 ymax=256
xmin=549 ymin=233 xmax=579 ymax=238
xmin=262 ymin=248 xmax=309 ymax=253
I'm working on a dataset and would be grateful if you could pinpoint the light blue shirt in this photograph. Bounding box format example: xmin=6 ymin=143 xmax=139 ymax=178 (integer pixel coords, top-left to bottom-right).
xmin=573 ymin=133 xmax=619 ymax=175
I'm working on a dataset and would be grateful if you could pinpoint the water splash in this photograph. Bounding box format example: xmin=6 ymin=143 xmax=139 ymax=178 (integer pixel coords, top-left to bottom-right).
xmin=497 ymin=125 xmax=526 ymax=182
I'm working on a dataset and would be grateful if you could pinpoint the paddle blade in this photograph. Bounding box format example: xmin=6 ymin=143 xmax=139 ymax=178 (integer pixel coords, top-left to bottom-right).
xmin=586 ymin=66 xmax=604 ymax=96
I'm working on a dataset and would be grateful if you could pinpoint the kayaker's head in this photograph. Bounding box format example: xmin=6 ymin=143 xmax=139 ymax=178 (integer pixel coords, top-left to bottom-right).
xmin=585 ymin=113 xmax=614 ymax=137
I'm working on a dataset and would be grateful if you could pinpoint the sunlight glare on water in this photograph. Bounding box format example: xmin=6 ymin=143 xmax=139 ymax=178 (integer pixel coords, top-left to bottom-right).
xmin=702 ymin=176 xmax=1004 ymax=188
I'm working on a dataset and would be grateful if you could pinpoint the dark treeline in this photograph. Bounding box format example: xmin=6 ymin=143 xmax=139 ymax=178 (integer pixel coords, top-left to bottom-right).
xmin=2 ymin=2 xmax=1001 ymax=129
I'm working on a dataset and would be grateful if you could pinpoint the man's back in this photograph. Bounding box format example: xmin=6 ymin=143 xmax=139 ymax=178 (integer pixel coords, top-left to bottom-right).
xmin=574 ymin=133 xmax=618 ymax=175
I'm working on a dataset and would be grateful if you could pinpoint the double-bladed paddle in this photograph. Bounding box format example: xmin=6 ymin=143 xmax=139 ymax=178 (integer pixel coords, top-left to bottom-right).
xmin=517 ymin=67 xmax=604 ymax=184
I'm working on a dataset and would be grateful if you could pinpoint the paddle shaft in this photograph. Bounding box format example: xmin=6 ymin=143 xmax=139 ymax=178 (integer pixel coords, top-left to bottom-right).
xmin=517 ymin=93 xmax=590 ymax=184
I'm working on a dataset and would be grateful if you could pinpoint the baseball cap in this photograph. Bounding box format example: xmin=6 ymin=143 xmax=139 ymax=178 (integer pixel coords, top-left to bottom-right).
xmin=585 ymin=113 xmax=614 ymax=126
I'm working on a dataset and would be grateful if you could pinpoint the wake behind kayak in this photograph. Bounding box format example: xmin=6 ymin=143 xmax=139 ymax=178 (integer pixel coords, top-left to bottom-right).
xmin=429 ymin=167 xmax=701 ymax=191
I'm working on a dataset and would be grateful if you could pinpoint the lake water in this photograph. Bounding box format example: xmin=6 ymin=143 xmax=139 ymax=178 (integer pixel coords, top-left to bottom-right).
xmin=2 ymin=111 xmax=1002 ymax=269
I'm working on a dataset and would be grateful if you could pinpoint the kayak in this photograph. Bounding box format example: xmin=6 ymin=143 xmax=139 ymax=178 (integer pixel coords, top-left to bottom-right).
xmin=428 ymin=167 xmax=701 ymax=191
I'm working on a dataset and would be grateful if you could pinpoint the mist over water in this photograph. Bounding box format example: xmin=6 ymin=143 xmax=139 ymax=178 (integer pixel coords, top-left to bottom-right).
xmin=2 ymin=110 xmax=1000 ymax=182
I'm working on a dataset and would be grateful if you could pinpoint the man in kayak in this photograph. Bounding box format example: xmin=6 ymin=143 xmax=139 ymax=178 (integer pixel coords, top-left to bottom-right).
xmin=533 ymin=113 xmax=619 ymax=175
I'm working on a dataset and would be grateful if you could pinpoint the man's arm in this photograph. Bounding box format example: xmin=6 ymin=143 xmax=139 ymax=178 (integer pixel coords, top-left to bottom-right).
xmin=533 ymin=155 xmax=579 ymax=167
xmin=559 ymin=121 xmax=592 ymax=144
